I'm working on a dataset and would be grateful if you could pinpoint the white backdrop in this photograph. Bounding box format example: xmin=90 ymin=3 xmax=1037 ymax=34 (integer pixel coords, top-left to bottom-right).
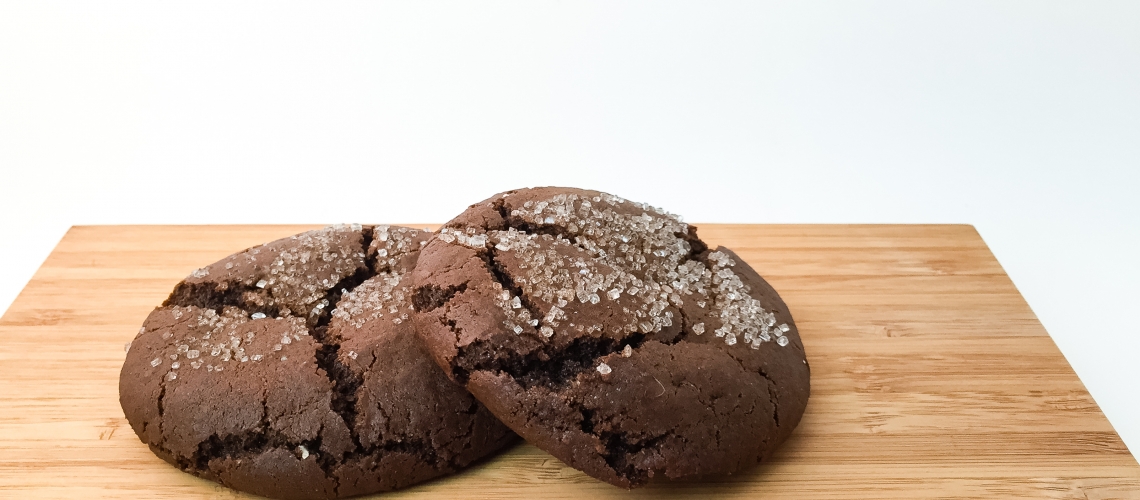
xmin=2 ymin=1 xmax=1138 ymax=459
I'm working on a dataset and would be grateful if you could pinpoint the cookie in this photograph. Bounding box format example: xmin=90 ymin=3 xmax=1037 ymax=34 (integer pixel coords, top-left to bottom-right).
xmin=411 ymin=188 xmax=810 ymax=488
xmin=119 ymin=225 xmax=517 ymax=499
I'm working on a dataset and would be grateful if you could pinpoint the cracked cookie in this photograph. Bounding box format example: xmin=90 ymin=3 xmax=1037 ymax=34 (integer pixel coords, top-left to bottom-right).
xmin=411 ymin=187 xmax=810 ymax=488
xmin=119 ymin=225 xmax=517 ymax=499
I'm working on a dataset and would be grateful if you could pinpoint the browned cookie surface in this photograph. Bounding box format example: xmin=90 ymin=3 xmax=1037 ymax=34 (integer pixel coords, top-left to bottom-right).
xmin=119 ymin=225 xmax=516 ymax=500
xmin=411 ymin=188 xmax=810 ymax=488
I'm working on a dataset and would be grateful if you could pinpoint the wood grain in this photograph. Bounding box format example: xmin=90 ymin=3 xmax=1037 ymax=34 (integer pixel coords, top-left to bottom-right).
xmin=1 ymin=224 xmax=1137 ymax=499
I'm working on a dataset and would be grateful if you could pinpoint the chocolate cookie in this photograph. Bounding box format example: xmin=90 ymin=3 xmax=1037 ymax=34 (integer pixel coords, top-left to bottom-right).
xmin=411 ymin=188 xmax=810 ymax=488
xmin=119 ymin=225 xmax=516 ymax=499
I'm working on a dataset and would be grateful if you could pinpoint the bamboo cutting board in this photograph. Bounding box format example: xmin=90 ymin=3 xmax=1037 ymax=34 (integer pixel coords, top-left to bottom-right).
xmin=1 ymin=224 xmax=1137 ymax=499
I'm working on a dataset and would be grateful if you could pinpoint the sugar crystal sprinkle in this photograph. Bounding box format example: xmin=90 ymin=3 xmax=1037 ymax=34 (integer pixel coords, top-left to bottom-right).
xmin=622 ymin=345 xmax=632 ymax=357
xmin=777 ymin=336 xmax=790 ymax=347
xmin=596 ymin=362 xmax=612 ymax=375
xmin=451 ymin=192 xmax=791 ymax=350
xmin=251 ymin=312 xmax=266 ymax=320
xmin=256 ymin=279 xmax=268 ymax=289
xmin=124 ymin=342 xmax=132 ymax=352
xmin=150 ymin=357 xmax=161 ymax=367
xmin=166 ymin=371 xmax=177 ymax=381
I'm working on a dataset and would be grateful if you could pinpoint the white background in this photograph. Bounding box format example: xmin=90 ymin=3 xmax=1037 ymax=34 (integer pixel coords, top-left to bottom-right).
xmin=1 ymin=1 xmax=1137 ymax=460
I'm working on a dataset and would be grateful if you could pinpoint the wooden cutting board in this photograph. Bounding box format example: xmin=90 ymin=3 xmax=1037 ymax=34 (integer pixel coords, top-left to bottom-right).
xmin=1 ymin=224 xmax=1137 ymax=499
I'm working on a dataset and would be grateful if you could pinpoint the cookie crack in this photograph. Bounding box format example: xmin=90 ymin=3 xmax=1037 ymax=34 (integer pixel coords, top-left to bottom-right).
xmin=483 ymin=246 xmax=544 ymax=327
xmin=411 ymin=282 xmax=468 ymax=313
xmin=188 ymin=428 xmax=324 ymax=472
xmin=577 ymin=405 xmax=670 ymax=487
xmin=155 ymin=371 xmax=168 ymax=443
xmin=446 ymin=399 xmax=483 ymax=469
xmin=359 ymin=225 xmax=379 ymax=272
xmin=723 ymin=352 xmax=781 ymax=430
xmin=603 ymin=431 xmax=670 ymax=486
xmin=454 ymin=333 xmax=648 ymax=389
xmin=164 ymin=280 xmax=282 ymax=318
xmin=676 ymin=228 xmax=709 ymax=262
xmin=186 ymin=400 xmax=284 ymax=473
xmin=685 ymin=381 xmax=723 ymax=450
xmin=362 ymin=353 xmax=394 ymax=439
xmin=672 ymin=299 xmax=693 ymax=345
xmin=312 ymin=235 xmax=378 ymax=329
xmin=756 ymin=367 xmax=781 ymax=429
xmin=348 ymin=437 xmax=449 ymax=479
xmin=307 ymin=229 xmax=380 ymax=478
